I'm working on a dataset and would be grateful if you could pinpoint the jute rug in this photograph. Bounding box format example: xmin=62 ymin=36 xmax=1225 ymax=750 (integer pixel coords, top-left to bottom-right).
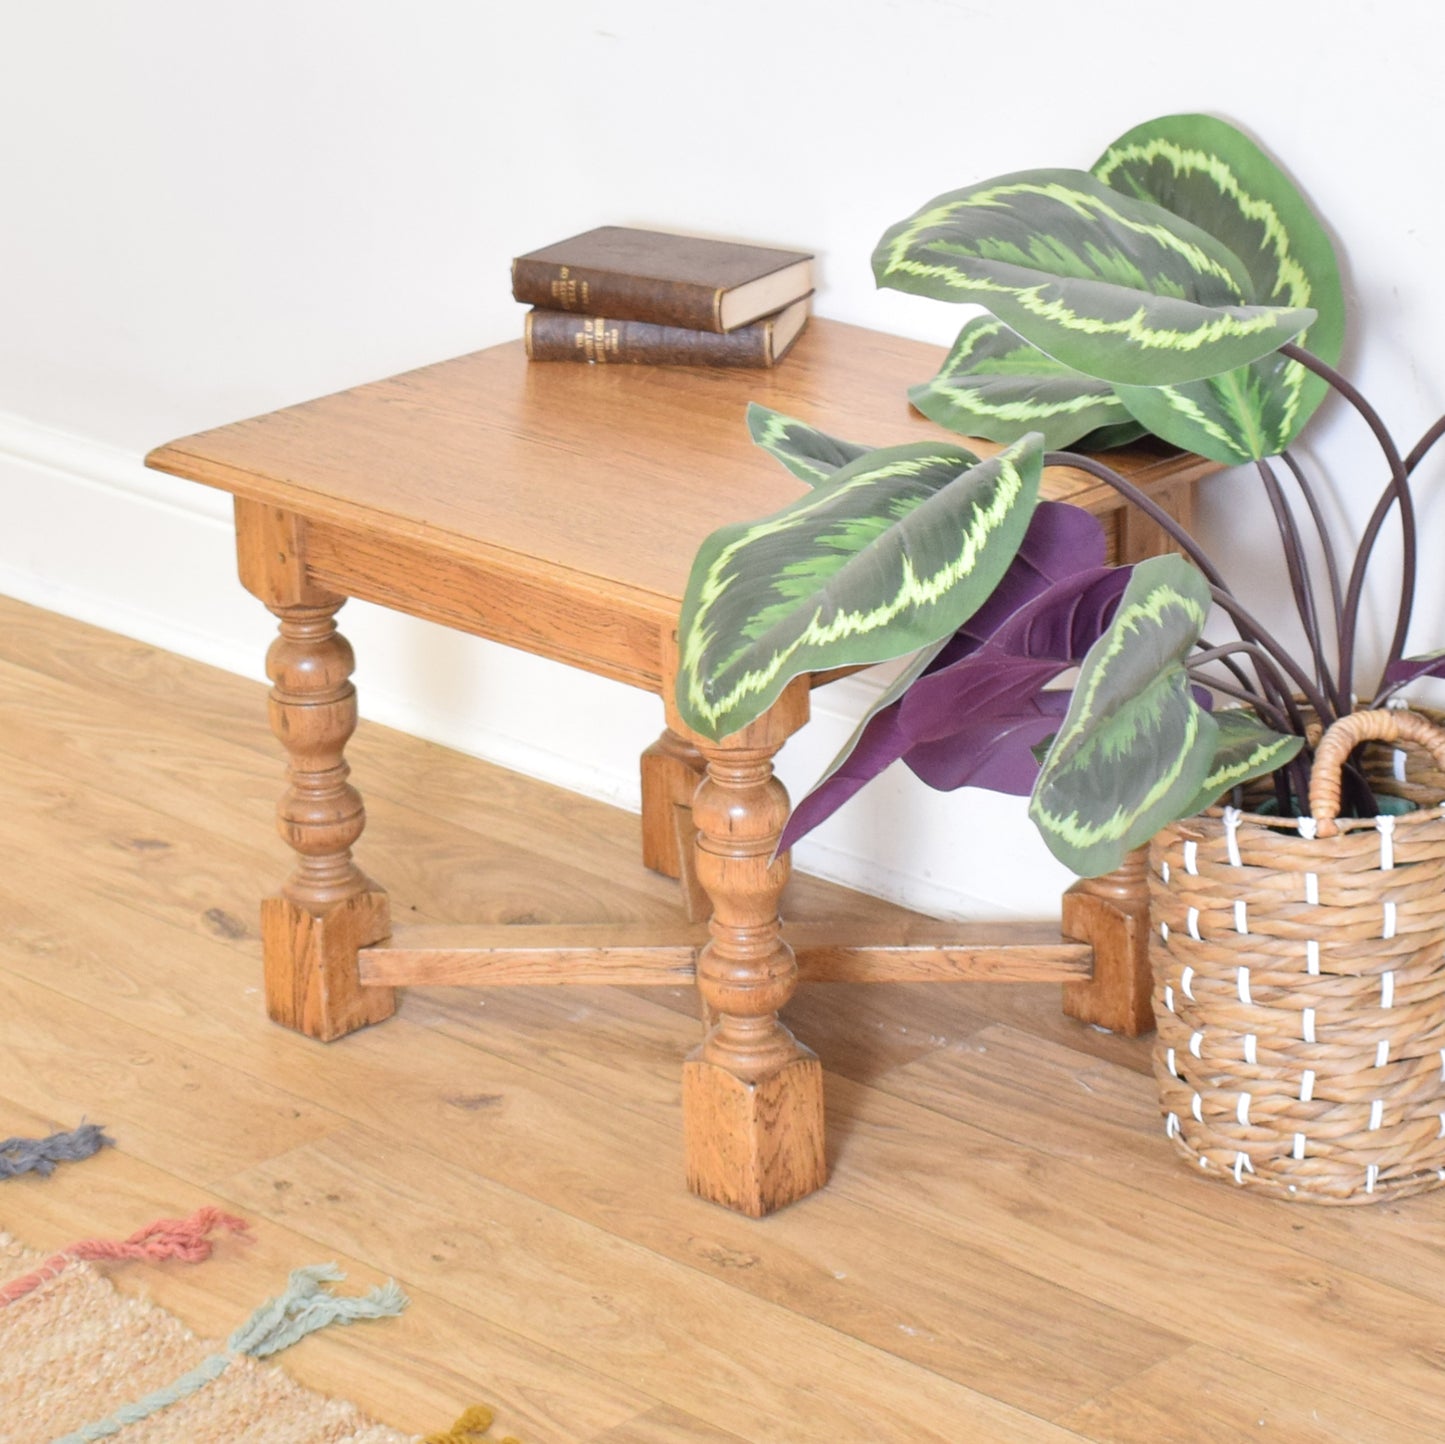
xmin=0 ymin=1226 xmax=413 ymax=1444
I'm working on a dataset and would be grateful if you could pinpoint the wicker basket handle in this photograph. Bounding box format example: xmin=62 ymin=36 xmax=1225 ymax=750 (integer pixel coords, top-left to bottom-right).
xmin=1310 ymin=708 xmax=1445 ymax=837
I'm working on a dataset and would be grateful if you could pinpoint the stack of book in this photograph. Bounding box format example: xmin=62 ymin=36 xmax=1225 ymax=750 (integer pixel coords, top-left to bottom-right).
xmin=512 ymin=226 xmax=814 ymax=368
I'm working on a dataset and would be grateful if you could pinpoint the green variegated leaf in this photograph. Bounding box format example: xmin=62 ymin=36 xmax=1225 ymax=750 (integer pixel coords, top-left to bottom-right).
xmin=1074 ymin=418 xmax=1150 ymax=451
xmin=1093 ymin=114 xmax=1344 ymax=462
xmin=908 ymin=317 xmax=1140 ymax=450
xmin=1029 ymin=555 xmax=1217 ymax=875
xmin=746 ymin=404 xmax=873 ymax=488
xmin=873 ymin=169 xmax=1316 ymax=387
xmin=1176 ymin=708 xmax=1304 ymax=817
xmin=677 ymin=435 xmax=1043 ymax=739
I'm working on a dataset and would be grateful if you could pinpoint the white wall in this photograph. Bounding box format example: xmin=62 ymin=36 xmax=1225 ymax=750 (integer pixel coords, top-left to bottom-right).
xmin=4 ymin=0 xmax=1443 ymax=919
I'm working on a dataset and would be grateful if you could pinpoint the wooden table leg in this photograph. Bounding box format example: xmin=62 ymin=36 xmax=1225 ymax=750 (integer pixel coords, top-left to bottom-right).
xmin=234 ymin=498 xmax=392 ymax=1042
xmin=1060 ymin=847 xmax=1154 ymax=1037
xmin=678 ymin=681 xmax=825 ymax=1216
xmin=640 ymin=727 xmax=706 ymax=879
xmin=261 ymin=601 xmax=394 ymax=1040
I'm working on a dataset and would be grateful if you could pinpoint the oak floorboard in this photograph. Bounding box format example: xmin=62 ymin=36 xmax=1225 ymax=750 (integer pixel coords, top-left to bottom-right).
xmin=0 ymin=969 xmax=339 ymax=1184
xmin=0 ymin=1099 xmax=644 ymax=1441
xmin=1059 ymin=1343 xmax=1438 ymax=1444
xmin=0 ymin=867 xmax=1181 ymax=1423
xmin=0 ymin=593 xmax=905 ymax=930
xmin=219 ymin=1128 xmax=1086 ymax=1444
xmin=881 ymin=1022 xmax=1445 ymax=1309
xmin=8 ymin=599 xmax=1444 ymax=1440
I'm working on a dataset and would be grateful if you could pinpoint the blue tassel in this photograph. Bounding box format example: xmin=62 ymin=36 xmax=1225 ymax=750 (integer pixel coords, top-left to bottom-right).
xmin=0 ymin=1123 xmax=113 ymax=1179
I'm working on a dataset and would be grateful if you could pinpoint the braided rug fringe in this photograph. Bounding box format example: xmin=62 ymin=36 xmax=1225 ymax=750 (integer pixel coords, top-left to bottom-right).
xmin=48 ymin=1263 xmax=407 ymax=1442
xmin=0 ymin=1123 xmax=113 ymax=1179
xmin=0 ymin=1207 xmax=249 ymax=1307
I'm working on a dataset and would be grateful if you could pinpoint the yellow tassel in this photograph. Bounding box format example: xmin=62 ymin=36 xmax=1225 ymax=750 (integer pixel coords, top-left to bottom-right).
xmin=423 ymin=1404 xmax=497 ymax=1442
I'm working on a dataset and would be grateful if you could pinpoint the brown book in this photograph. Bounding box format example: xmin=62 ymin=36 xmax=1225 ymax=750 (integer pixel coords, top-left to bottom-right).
xmin=524 ymin=298 xmax=811 ymax=368
xmin=511 ymin=226 xmax=813 ymax=332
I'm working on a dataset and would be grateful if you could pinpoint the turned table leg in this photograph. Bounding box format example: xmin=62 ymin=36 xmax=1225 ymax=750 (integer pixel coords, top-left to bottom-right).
xmin=675 ymin=681 xmax=824 ymax=1216
xmin=1060 ymin=847 xmax=1153 ymax=1036
xmin=261 ymin=601 xmax=394 ymax=1040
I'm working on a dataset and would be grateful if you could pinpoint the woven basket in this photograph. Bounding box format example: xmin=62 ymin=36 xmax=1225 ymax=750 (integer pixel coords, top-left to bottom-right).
xmin=1149 ymin=709 xmax=1445 ymax=1204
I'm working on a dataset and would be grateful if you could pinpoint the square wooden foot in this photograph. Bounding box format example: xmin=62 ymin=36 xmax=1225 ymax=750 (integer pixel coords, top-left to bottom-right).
xmin=682 ymin=1049 xmax=827 ymax=1217
xmin=262 ymin=889 xmax=396 ymax=1042
xmin=1060 ymin=885 xmax=1153 ymax=1037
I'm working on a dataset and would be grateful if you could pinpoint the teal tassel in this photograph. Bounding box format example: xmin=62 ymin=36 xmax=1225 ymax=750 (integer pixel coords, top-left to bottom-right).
xmin=228 ymin=1263 xmax=409 ymax=1359
xmin=48 ymin=1267 xmax=408 ymax=1443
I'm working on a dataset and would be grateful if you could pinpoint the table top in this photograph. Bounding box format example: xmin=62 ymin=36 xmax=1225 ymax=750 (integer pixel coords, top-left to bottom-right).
xmin=147 ymin=318 xmax=1215 ymax=690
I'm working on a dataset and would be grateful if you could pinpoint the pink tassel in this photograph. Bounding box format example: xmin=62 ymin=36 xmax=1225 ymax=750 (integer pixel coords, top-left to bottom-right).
xmin=0 ymin=1205 xmax=249 ymax=1306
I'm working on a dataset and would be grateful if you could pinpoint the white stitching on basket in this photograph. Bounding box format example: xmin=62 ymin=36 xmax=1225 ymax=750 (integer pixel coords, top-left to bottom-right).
xmin=1384 ymin=900 xmax=1398 ymax=940
xmin=1160 ymin=920 xmax=1170 ymax=942
xmin=1166 ymin=1047 xmax=1178 ymax=1076
xmin=1306 ymin=940 xmax=1321 ymax=975
xmin=1164 ymin=985 xmax=1175 ymax=1013
xmin=1233 ymin=1151 xmax=1253 ymax=1183
xmin=1189 ymin=1031 xmax=1203 ymax=1058
xmin=1394 ymin=746 xmax=1409 ymax=783
xmin=1187 ymin=908 xmax=1202 ymax=941
xmin=1181 ymin=967 xmax=1195 ymax=1000
xmin=1184 ymin=839 xmax=1199 ymax=875
xmin=1305 ymin=872 xmax=1320 ymax=906
xmin=1301 ymin=1069 xmax=1316 ymax=1102
xmin=1236 ymin=1093 xmax=1250 ymax=1126
xmin=1382 ymin=971 xmax=1395 ymax=1009
xmin=1376 ymin=1040 xmax=1389 ymax=1068
xmin=1293 ymin=1132 xmax=1306 ymax=1159
xmin=1297 ymin=816 xmax=1319 ymax=841
xmin=1377 ymin=814 xmax=1396 ymax=870
xmin=1244 ymin=1034 xmax=1257 ymax=1065
xmin=1234 ymin=899 xmax=1248 ymax=935
xmin=1166 ymin=1112 xmax=1180 ymax=1138
xmin=1367 ymin=1163 xmax=1380 ymax=1194
xmin=1302 ymin=1007 xmax=1316 ymax=1043
xmin=1370 ymin=1099 xmax=1384 ymax=1131
xmin=1223 ymin=806 xmax=1243 ymax=868
xmin=1238 ymin=967 xmax=1252 ymax=1005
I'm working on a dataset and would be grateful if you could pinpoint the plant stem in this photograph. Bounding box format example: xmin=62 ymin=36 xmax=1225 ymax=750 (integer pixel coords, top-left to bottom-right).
xmin=1279 ymin=343 xmax=1417 ymax=698
xmin=1255 ymin=457 xmax=1343 ymax=713
xmin=1407 ymin=413 xmax=1445 ymax=473
xmin=1206 ymin=587 xmax=1334 ymax=723
xmin=1046 ymin=448 xmax=1307 ymax=727
xmin=1278 ymin=448 xmax=1345 ymax=643
xmin=1186 ymin=648 xmax=1296 ymax=732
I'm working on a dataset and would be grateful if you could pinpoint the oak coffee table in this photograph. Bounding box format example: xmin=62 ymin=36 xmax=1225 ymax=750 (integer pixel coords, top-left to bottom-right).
xmin=146 ymin=319 xmax=1211 ymax=1216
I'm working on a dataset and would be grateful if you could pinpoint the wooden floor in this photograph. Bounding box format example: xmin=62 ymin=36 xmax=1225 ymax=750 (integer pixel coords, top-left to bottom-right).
xmin=4 ymin=596 xmax=1445 ymax=1442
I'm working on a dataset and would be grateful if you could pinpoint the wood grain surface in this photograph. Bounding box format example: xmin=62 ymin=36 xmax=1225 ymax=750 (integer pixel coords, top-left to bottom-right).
xmin=5 ymin=597 xmax=1441 ymax=1442
xmin=147 ymin=320 xmax=1216 ymax=691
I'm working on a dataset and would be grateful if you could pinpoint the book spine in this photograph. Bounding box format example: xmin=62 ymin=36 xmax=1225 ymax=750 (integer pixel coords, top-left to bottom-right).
xmin=525 ymin=311 xmax=777 ymax=367
xmin=511 ymin=259 xmax=723 ymax=331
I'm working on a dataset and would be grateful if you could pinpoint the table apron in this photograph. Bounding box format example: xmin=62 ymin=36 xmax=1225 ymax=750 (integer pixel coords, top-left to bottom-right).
xmin=301 ymin=517 xmax=670 ymax=693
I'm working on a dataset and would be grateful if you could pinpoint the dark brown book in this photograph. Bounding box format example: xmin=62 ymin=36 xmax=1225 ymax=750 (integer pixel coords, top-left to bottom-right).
xmin=524 ymin=298 xmax=811 ymax=368
xmin=511 ymin=226 xmax=813 ymax=332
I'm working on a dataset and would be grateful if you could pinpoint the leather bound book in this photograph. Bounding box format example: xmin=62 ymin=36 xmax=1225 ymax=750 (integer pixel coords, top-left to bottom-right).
xmin=524 ymin=298 xmax=811 ymax=367
xmin=511 ymin=227 xmax=814 ymax=332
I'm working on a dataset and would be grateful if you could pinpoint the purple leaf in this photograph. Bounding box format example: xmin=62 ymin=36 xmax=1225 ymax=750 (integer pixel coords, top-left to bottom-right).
xmin=905 ymin=692 xmax=1071 ymax=795
xmin=930 ymin=499 xmax=1108 ymax=670
xmin=1383 ymin=651 xmax=1445 ymax=688
xmin=898 ymin=567 xmax=1131 ymax=746
xmin=777 ymin=700 xmax=909 ymax=854
xmin=777 ymin=506 xmax=1120 ymax=853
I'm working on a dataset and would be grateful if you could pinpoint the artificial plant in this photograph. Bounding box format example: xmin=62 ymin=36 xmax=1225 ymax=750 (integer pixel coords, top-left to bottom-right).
xmin=675 ymin=113 xmax=1445 ymax=877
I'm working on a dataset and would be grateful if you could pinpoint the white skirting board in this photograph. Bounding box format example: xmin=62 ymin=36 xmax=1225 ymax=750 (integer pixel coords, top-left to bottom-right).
xmin=0 ymin=410 xmax=1075 ymax=921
